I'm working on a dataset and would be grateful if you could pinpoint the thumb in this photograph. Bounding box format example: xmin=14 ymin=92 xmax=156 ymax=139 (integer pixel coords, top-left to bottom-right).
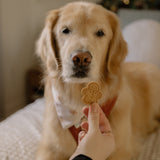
xmin=88 ymin=103 xmax=100 ymax=132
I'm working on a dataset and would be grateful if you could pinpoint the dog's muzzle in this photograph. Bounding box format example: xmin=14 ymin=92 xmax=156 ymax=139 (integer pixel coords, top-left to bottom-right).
xmin=71 ymin=51 xmax=92 ymax=78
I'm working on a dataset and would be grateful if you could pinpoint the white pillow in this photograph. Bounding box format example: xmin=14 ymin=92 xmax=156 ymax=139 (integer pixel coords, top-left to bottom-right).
xmin=123 ymin=19 xmax=160 ymax=68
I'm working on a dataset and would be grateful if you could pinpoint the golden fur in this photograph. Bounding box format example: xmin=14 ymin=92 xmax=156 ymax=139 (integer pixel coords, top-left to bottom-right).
xmin=36 ymin=2 xmax=160 ymax=160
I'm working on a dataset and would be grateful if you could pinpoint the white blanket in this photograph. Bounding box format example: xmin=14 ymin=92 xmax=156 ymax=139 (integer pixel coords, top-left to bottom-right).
xmin=0 ymin=99 xmax=45 ymax=160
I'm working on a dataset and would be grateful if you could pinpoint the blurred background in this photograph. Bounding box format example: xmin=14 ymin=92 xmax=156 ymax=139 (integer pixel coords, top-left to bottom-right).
xmin=0 ymin=0 xmax=160 ymax=120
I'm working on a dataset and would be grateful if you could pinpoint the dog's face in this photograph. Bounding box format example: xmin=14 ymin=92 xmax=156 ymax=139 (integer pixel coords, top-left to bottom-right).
xmin=53 ymin=3 xmax=113 ymax=83
xmin=37 ymin=2 xmax=127 ymax=84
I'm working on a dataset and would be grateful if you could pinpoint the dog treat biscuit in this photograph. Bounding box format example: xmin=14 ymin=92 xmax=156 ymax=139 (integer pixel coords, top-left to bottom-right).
xmin=81 ymin=81 xmax=102 ymax=105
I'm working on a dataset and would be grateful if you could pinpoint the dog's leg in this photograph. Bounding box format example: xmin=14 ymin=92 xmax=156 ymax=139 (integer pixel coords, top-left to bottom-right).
xmin=36 ymin=139 xmax=75 ymax=160
xmin=107 ymin=135 xmax=141 ymax=160
xmin=36 ymin=144 xmax=68 ymax=160
xmin=108 ymin=101 xmax=141 ymax=160
xmin=36 ymin=104 xmax=77 ymax=160
xmin=36 ymin=81 xmax=77 ymax=160
xmin=107 ymin=129 xmax=139 ymax=160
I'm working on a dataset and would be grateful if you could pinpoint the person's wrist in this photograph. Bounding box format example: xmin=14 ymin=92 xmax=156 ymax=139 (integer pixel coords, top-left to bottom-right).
xmin=70 ymin=154 xmax=92 ymax=160
xmin=70 ymin=149 xmax=104 ymax=160
xmin=69 ymin=146 xmax=94 ymax=160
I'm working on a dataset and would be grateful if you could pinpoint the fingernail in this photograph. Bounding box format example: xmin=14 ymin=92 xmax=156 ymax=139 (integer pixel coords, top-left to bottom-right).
xmin=91 ymin=103 xmax=98 ymax=113
xmin=79 ymin=131 xmax=86 ymax=138
xmin=79 ymin=131 xmax=86 ymax=142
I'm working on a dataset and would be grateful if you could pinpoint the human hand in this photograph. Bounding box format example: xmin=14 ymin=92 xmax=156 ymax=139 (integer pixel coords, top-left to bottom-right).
xmin=70 ymin=103 xmax=115 ymax=160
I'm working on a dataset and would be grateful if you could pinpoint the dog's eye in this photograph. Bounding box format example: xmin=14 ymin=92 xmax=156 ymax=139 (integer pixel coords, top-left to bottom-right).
xmin=62 ymin=27 xmax=71 ymax=34
xmin=96 ymin=30 xmax=105 ymax=37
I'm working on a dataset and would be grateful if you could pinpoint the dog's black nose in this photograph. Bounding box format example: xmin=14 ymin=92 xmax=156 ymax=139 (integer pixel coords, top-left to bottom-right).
xmin=72 ymin=52 xmax=92 ymax=67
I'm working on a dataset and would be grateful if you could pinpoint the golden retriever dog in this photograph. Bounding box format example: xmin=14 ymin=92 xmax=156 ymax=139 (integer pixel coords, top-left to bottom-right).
xmin=36 ymin=2 xmax=160 ymax=160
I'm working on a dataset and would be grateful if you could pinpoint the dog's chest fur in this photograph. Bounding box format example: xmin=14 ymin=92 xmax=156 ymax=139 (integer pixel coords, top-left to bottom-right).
xmin=51 ymin=78 xmax=120 ymax=129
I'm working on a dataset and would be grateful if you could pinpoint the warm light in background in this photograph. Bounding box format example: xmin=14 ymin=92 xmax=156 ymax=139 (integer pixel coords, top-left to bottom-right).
xmin=123 ymin=0 xmax=130 ymax=5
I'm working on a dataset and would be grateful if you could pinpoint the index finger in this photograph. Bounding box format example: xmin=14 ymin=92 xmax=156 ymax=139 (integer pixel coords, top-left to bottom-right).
xmin=83 ymin=104 xmax=112 ymax=133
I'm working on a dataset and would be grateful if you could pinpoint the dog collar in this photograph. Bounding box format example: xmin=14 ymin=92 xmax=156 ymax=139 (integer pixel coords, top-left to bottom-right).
xmin=69 ymin=96 xmax=118 ymax=144
xmin=101 ymin=96 xmax=118 ymax=117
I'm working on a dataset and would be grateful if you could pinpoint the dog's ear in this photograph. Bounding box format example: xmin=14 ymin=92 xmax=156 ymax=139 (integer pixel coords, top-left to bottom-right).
xmin=106 ymin=12 xmax=128 ymax=74
xmin=36 ymin=10 xmax=59 ymax=73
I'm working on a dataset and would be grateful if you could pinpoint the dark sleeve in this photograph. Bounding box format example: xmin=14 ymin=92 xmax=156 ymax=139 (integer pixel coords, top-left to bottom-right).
xmin=72 ymin=154 xmax=92 ymax=160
